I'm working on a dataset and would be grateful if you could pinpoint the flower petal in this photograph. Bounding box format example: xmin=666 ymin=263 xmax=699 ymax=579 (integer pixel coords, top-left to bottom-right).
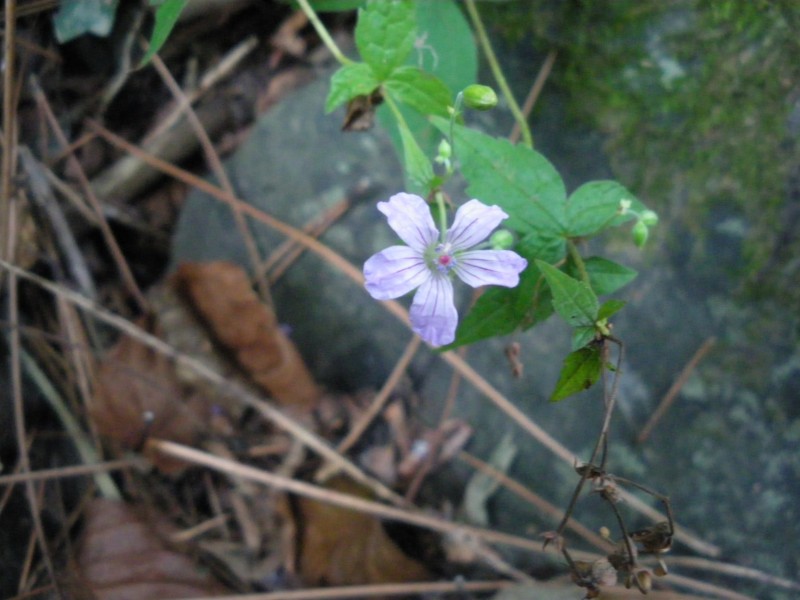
xmin=409 ymin=274 xmax=457 ymax=347
xmin=377 ymin=193 xmax=439 ymax=252
xmin=446 ymin=199 xmax=508 ymax=250
xmin=364 ymin=246 xmax=430 ymax=300
xmin=455 ymin=250 xmax=528 ymax=288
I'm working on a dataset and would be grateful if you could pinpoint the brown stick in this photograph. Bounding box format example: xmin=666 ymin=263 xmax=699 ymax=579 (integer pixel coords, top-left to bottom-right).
xmin=637 ymin=336 xmax=717 ymax=444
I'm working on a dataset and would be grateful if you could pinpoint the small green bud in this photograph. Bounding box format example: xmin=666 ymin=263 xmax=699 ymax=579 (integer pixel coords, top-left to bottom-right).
xmin=618 ymin=198 xmax=632 ymax=215
xmin=632 ymin=220 xmax=649 ymax=247
xmin=490 ymin=229 xmax=514 ymax=250
xmin=640 ymin=209 xmax=659 ymax=226
xmin=437 ymin=138 xmax=452 ymax=159
xmin=462 ymin=84 xmax=498 ymax=111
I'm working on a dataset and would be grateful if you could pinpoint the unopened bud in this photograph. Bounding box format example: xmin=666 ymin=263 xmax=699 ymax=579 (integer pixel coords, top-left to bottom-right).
xmin=632 ymin=220 xmax=649 ymax=247
xmin=462 ymin=84 xmax=498 ymax=111
xmin=490 ymin=229 xmax=514 ymax=250
xmin=640 ymin=209 xmax=659 ymax=226
xmin=437 ymin=138 xmax=452 ymax=159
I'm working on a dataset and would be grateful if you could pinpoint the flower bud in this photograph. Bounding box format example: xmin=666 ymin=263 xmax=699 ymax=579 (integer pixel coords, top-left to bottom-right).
xmin=490 ymin=229 xmax=514 ymax=250
xmin=437 ymin=138 xmax=452 ymax=160
xmin=640 ymin=209 xmax=659 ymax=226
xmin=462 ymin=84 xmax=498 ymax=111
xmin=632 ymin=220 xmax=649 ymax=247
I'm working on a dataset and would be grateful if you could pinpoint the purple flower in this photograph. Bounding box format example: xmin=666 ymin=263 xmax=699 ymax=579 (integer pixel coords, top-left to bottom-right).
xmin=364 ymin=193 xmax=528 ymax=346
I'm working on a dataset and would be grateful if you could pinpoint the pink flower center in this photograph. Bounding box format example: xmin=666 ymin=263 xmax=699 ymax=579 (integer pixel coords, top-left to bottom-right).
xmin=433 ymin=243 xmax=457 ymax=274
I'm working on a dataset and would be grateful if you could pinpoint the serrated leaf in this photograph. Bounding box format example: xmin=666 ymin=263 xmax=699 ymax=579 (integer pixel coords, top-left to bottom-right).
xmin=431 ymin=119 xmax=567 ymax=236
xmin=536 ymin=260 xmax=599 ymax=328
xmin=140 ymin=0 xmax=187 ymax=66
xmin=396 ymin=117 xmax=433 ymax=195
xmin=383 ymin=66 xmax=451 ymax=118
xmin=325 ymin=63 xmax=380 ymax=113
xmin=571 ymin=326 xmax=596 ymax=351
xmin=565 ymin=180 xmax=644 ymax=238
xmin=565 ymin=256 xmax=637 ymax=296
xmin=355 ymin=0 xmax=416 ymax=80
xmin=551 ymin=346 xmax=603 ymax=402
xmin=53 ymin=0 xmax=119 ymax=43
xmin=413 ymin=0 xmax=476 ymax=94
xmin=578 ymin=256 xmax=638 ymax=296
xmin=597 ymin=299 xmax=626 ymax=321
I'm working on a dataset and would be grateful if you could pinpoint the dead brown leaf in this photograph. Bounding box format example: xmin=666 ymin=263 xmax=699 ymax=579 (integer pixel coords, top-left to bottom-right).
xmin=69 ymin=498 xmax=229 ymax=599
xmin=92 ymin=314 xmax=215 ymax=473
xmin=294 ymin=477 xmax=432 ymax=588
xmin=173 ymin=261 xmax=321 ymax=411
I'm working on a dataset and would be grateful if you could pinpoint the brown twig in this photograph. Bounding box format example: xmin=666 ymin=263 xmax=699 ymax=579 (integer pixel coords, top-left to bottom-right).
xmin=29 ymin=77 xmax=149 ymax=312
xmin=637 ymin=336 xmax=717 ymax=444
xmin=0 ymin=459 xmax=139 ymax=487
xmin=148 ymin=50 xmax=274 ymax=305
xmin=334 ymin=335 xmax=421 ymax=455
xmin=458 ymin=451 xmax=613 ymax=553
xmin=509 ymin=49 xmax=557 ymax=145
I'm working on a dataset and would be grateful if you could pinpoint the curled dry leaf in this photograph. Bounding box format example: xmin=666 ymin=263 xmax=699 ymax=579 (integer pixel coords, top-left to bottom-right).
xmin=71 ymin=498 xmax=229 ymax=599
xmin=294 ymin=477 xmax=432 ymax=588
xmin=92 ymin=314 xmax=215 ymax=473
xmin=173 ymin=261 xmax=321 ymax=411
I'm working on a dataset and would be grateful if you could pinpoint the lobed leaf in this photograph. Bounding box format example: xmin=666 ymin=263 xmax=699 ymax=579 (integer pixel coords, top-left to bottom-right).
xmin=432 ymin=119 xmax=567 ymax=236
xmin=325 ymin=63 xmax=381 ymax=113
xmin=565 ymin=180 xmax=644 ymax=238
xmin=551 ymin=346 xmax=603 ymax=402
xmin=536 ymin=260 xmax=599 ymax=328
xmin=383 ymin=66 xmax=451 ymax=118
xmin=355 ymin=0 xmax=417 ymax=79
xmin=568 ymin=256 xmax=638 ymax=296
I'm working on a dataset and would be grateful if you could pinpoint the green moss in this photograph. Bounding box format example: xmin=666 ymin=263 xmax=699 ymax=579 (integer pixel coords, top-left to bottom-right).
xmin=484 ymin=0 xmax=800 ymax=312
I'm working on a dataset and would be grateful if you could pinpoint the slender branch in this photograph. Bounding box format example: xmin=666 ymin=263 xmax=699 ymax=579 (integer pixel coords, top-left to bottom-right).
xmin=464 ymin=0 xmax=533 ymax=148
xmin=295 ymin=0 xmax=354 ymax=66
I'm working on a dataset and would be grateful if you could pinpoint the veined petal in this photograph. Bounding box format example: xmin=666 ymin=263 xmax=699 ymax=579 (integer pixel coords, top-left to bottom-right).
xmin=455 ymin=250 xmax=528 ymax=288
xmin=378 ymin=193 xmax=439 ymax=252
xmin=446 ymin=199 xmax=508 ymax=250
xmin=364 ymin=246 xmax=430 ymax=300
xmin=409 ymin=274 xmax=457 ymax=347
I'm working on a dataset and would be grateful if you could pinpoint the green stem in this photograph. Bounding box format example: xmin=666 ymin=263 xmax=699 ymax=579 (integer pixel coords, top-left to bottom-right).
xmin=296 ymin=0 xmax=354 ymax=66
xmin=464 ymin=0 xmax=533 ymax=148
xmin=434 ymin=191 xmax=448 ymax=242
xmin=567 ymin=239 xmax=590 ymax=286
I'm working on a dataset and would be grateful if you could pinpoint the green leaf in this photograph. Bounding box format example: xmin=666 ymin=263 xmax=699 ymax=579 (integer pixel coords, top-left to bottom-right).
xmin=570 ymin=256 xmax=638 ymax=296
xmin=571 ymin=326 xmax=596 ymax=351
xmin=396 ymin=117 xmax=433 ymax=195
xmin=355 ymin=0 xmax=416 ymax=79
xmin=325 ymin=63 xmax=380 ymax=113
xmin=53 ymin=0 xmax=119 ymax=43
xmin=536 ymin=260 xmax=599 ymax=328
xmin=140 ymin=0 xmax=188 ymax=66
xmin=431 ymin=119 xmax=567 ymax=235
xmin=413 ymin=0 xmax=476 ymax=94
xmin=383 ymin=66 xmax=451 ymax=118
xmin=597 ymin=299 xmax=626 ymax=321
xmin=442 ymin=230 xmax=564 ymax=349
xmin=551 ymin=346 xmax=603 ymax=402
xmin=376 ymin=0 xmax=476 ymax=182
xmin=565 ymin=180 xmax=644 ymax=238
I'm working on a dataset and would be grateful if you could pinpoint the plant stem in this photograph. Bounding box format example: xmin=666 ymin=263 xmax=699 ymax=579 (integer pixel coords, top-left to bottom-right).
xmin=295 ymin=0 xmax=354 ymax=66
xmin=435 ymin=191 xmax=448 ymax=242
xmin=464 ymin=0 xmax=533 ymax=148
xmin=567 ymin=239 xmax=590 ymax=285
